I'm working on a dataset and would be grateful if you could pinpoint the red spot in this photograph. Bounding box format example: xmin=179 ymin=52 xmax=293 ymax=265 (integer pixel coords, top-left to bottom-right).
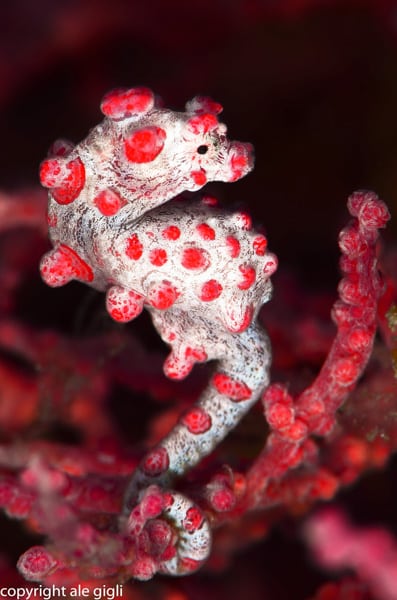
xmin=199 ymin=279 xmax=223 ymax=301
xmin=331 ymin=358 xmax=359 ymax=386
xmin=106 ymin=286 xmax=144 ymax=322
xmin=149 ymin=248 xmax=168 ymax=266
xmin=179 ymin=557 xmax=201 ymax=574
xmin=196 ymin=223 xmax=215 ymax=240
xmin=253 ymin=235 xmax=267 ymax=255
xmin=201 ymin=195 xmax=219 ymax=206
xmin=40 ymin=157 xmax=85 ymax=205
xmin=48 ymin=138 xmax=74 ymax=157
xmin=100 ymin=87 xmax=154 ymax=120
xmin=225 ymin=236 xmax=241 ymax=258
xmin=94 ymin=188 xmax=127 ymax=216
xmin=182 ymin=407 xmax=212 ymax=434
xmin=263 ymin=254 xmax=278 ymax=276
xmin=266 ymin=403 xmax=294 ymax=430
xmin=237 ymin=264 xmax=256 ymax=290
xmin=162 ymin=225 xmax=181 ymax=240
xmin=147 ymin=280 xmax=179 ymax=310
xmin=212 ymin=373 xmax=252 ymax=401
xmin=208 ymin=487 xmax=235 ymax=512
xmin=46 ymin=212 xmax=57 ymax=227
xmin=17 ymin=546 xmax=57 ymax=581
xmin=186 ymin=113 xmax=218 ymax=135
xmin=224 ymin=305 xmax=253 ymax=333
xmin=40 ymin=245 xmax=93 ymax=287
xmin=183 ymin=506 xmax=204 ymax=532
xmin=191 ymin=170 xmax=207 ymax=186
xmin=186 ymin=347 xmax=207 ymax=362
xmin=125 ymin=234 xmax=143 ymax=260
xmin=234 ymin=212 xmax=252 ymax=230
xmin=141 ymin=447 xmax=169 ymax=477
xmin=124 ymin=126 xmax=166 ymax=163
xmin=181 ymin=247 xmax=210 ymax=270
xmin=187 ymin=96 xmax=223 ymax=115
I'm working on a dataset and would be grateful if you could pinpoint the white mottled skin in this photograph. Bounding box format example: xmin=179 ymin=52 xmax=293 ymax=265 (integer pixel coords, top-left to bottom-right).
xmin=40 ymin=89 xmax=276 ymax=576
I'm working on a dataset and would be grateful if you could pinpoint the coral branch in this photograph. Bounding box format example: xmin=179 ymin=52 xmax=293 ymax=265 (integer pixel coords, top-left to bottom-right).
xmin=246 ymin=191 xmax=390 ymax=508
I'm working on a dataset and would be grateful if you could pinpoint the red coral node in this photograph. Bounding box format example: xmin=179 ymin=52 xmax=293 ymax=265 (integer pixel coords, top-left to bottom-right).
xmin=182 ymin=407 xmax=212 ymax=434
xmin=100 ymin=87 xmax=154 ymax=120
xmin=199 ymin=279 xmax=223 ymax=301
xmin=124 ymin=126 xmax=166 ymax=163
xmin=208 ymin=487 xmax=235 ymax=512
xmin=17 ymin=546 xmax=57 ymax=581
xmin=331 ymin=358 xmax=360 ymax=386
xmin=266 ymin=402 xmax=294 ymax=430
xmin=359 ymin=198 xmax=391 ymax=229
xmin=141 ymin=447 xmax=170 ymax=477
xmin=212 ymin=373 xmax=252 ymax=401
xmin=93 ymin=188 xmax=127 ymax=216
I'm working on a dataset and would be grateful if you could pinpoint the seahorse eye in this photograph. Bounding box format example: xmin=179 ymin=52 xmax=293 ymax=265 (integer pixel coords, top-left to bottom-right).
xmin=197 ymin=145 xmax=209 ymax=155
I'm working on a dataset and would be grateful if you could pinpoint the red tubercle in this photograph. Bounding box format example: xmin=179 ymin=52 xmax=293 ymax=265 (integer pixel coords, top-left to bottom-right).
xmin=225 ymin=235 xmax=241 ymax=258
xmin=253 ymin=235 xmax=267 ymax=256
xmin=182 ymin=506 xmax=205 ymax=532
xmin=181 ymin=407 xmax=212 ymax=434
xmin=125 ymin=233 xmax=144 ymax=260
xmin=196 ymin=222 xmax=216 ymax=240
xmin=149 ymin=248 xmax=168 ymax=266
xmin=181 ymin=247 xmax=210 ymax=270
xmin=94 ymin=188 xmax=127 ymax=216
xmin=212 ymin=373 xmax=252 ymax=401
xmin=224 ymin=305 xmax=253 ymax=333
xmin=141 ymin=447 xmax=170 ymax=477
xmin=40 ymin=157 xmax=85 ymax=205
xmin=124 ymin=126 xmax=166 ymax=163
xmin=237 ymin=264 xmax=256 ymax=290
xmin=233 ymin=212 xmax=252 ymax=230
xmin=187 ymin=96 xmax=223 ymax=116
xmin=190 ymin=170 xmax=207 ymax=186
xmin=106 ymin=286 xmax=144 ymax=323
xmin=40 ymin=245 xmax=94 ymax=287
xmin=46 ymin=212 xmax=58 ymax=227
xmin=162 ymin=225 xmax=181 ymax=240
xmin=199 ymin=279 xmax=223 ymax=301
xmin=147 ymin=280 xmax=179 ymax=309
xmin=100 ymin=86 xmax=154 ymax=120
xmin=186 ymin=113 xmax=218 ymax=135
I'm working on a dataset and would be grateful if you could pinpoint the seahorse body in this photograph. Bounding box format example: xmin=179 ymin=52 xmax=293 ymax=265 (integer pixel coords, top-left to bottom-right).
xmin=39 ymin=88 xmax=276 ymax=577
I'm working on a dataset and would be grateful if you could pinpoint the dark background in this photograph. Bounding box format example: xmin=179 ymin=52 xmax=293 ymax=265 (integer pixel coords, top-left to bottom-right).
xmin=1 ymin=1 xmax=397 ymax=598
